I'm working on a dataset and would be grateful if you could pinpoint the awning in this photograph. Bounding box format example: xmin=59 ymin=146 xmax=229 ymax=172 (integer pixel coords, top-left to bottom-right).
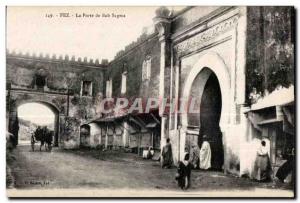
xmin=251 ymin=85 xmax=294 ymax=111
xmin=85 ymin=114 xmax=127 ymax=124
xmin=93 ymin=115 xmax=127 ymax=123
xmin=85 ymin=109 xmax=160 ymax=126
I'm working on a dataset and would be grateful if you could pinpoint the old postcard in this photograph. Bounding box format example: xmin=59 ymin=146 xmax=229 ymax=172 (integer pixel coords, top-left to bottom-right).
xmin=6 ymin=6 xmax=295 ymax=198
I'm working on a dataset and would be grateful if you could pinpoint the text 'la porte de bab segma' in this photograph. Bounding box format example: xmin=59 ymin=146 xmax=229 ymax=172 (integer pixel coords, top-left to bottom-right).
xmin=45 ymin=12 xmax=126 ymax=19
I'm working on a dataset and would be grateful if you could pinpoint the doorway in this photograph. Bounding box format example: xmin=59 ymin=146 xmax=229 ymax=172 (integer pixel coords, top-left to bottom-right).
xmin=199 ymin=71 xmax=224 ymax=170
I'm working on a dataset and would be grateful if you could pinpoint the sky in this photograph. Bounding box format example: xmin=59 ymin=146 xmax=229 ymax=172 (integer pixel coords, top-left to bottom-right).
xmin=18 ymin=103 xmax=55 ymax=126
xmin=7 ymin=6 xmax=183 ymax=61
xmin=8 ymin=6 xmax=184 ymax=125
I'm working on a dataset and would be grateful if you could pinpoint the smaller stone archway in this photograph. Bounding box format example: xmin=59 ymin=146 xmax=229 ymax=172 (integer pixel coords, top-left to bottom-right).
xmin=9 ymin=99 xmax=61 ymax=147
xmin=180 ymin=52 xmax=231 ymax=162
xmin=80 ymin=124 xmax=91 ymax=148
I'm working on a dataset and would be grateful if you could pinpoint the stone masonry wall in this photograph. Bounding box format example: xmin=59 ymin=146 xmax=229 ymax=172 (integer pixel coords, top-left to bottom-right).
xmin=107 ymin=33 xmax=161 ymax=99
xmin=6 ymin=52 xmax=107 ymax=148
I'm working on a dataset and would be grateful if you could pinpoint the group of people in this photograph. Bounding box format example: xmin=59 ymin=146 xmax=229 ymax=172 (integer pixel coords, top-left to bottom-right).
xmin=161 ymin=136 xmax=212 ymax=190
xmin=31 ymin=126 xmax=53 ymax=152
xmin=161 ymin=137 xmax=294 ymax=190
xmin=253 ymin=140 xmax=294 ymax=184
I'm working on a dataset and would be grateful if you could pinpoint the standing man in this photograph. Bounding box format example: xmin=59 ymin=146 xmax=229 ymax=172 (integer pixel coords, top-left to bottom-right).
xmin=31 ymin=133 xmax=36 ymax=152
xmin=254 ymin=140 xmax=271 ymax=182
xmin=176 ymin=152 xmax=192 ymax=190
xmin=161 ymin=138 xmax=173 ymax=168
xmin=199 ymin=135 xmax=212 ymax=170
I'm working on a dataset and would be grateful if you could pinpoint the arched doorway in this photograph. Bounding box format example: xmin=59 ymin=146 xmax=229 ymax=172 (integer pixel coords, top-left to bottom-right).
xmin=198 ymin=71 xmax=223 ymax=170
xmin=80 ymin=124 xmax=91 ymax=148
xmin=180 ymin=52 xmax=231 ymax=166
xmin=16 ymin=102 xmax=60 ymax=147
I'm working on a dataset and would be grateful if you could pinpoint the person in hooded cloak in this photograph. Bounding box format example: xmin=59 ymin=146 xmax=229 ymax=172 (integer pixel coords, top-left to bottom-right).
xmin=199 ymin=135 xmax=211 ymax=170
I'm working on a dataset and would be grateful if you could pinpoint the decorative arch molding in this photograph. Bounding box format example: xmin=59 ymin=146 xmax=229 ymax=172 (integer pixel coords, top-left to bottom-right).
xmin=180 ymin=52 xmax=231 ymax=160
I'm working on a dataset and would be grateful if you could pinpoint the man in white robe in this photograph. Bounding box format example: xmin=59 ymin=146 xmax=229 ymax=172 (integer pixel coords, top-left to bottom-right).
xmin=199 ymin=135 xmax=211 ymax=170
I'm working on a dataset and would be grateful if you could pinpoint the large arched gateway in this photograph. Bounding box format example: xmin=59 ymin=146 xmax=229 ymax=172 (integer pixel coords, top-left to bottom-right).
xmin=8 ymin=95 xmax=62 ymax=147
xmin=17 ymin=102 xmax=60 ymax=147
xmin=180 ymin=52 xmax=231 ymax=169
xmin=6 ymin=87 xmax=69 ymax=148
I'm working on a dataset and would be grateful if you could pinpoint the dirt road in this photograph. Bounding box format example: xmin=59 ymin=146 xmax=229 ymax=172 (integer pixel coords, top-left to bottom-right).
xmin=8 ymin=145 xmax=294 ymax=197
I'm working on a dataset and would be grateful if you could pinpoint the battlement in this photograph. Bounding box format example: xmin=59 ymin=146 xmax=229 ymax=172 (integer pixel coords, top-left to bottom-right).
xmin=113 ymin=25 xmax=156 ymax=60
xmin=6 ymin=49 xmax=109 ymax=67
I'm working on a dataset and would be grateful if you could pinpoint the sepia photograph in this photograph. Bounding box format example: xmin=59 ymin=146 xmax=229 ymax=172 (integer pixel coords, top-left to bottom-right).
xmin=5 ymin=5 xmax=295 ymax=198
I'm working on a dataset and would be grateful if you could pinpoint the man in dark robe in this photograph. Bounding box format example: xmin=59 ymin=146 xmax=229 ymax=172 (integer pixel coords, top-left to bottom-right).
xmin=31 ymin=133 xmax=36 ymax=152
xmin=45 ymin=130 xmax=53 ymax=152
xmin=36 ymin=126 xmax=47 ymax=151
xmin=176 ymin=153 xmax=192 ymax=190
xmin=11 ymin=118 xmax=19 ymax=147
xmin=161 ymin=138 xmax=173 ymax=168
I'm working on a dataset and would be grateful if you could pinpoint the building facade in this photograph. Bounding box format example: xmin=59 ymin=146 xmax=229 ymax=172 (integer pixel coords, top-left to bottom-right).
xmin=6 ymin=52 xmax=107 ymax=148
xmin=7 ymin=6 xmax=294 ymax=179
xmin=85 ymin=6 xmax=294 ymax=178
